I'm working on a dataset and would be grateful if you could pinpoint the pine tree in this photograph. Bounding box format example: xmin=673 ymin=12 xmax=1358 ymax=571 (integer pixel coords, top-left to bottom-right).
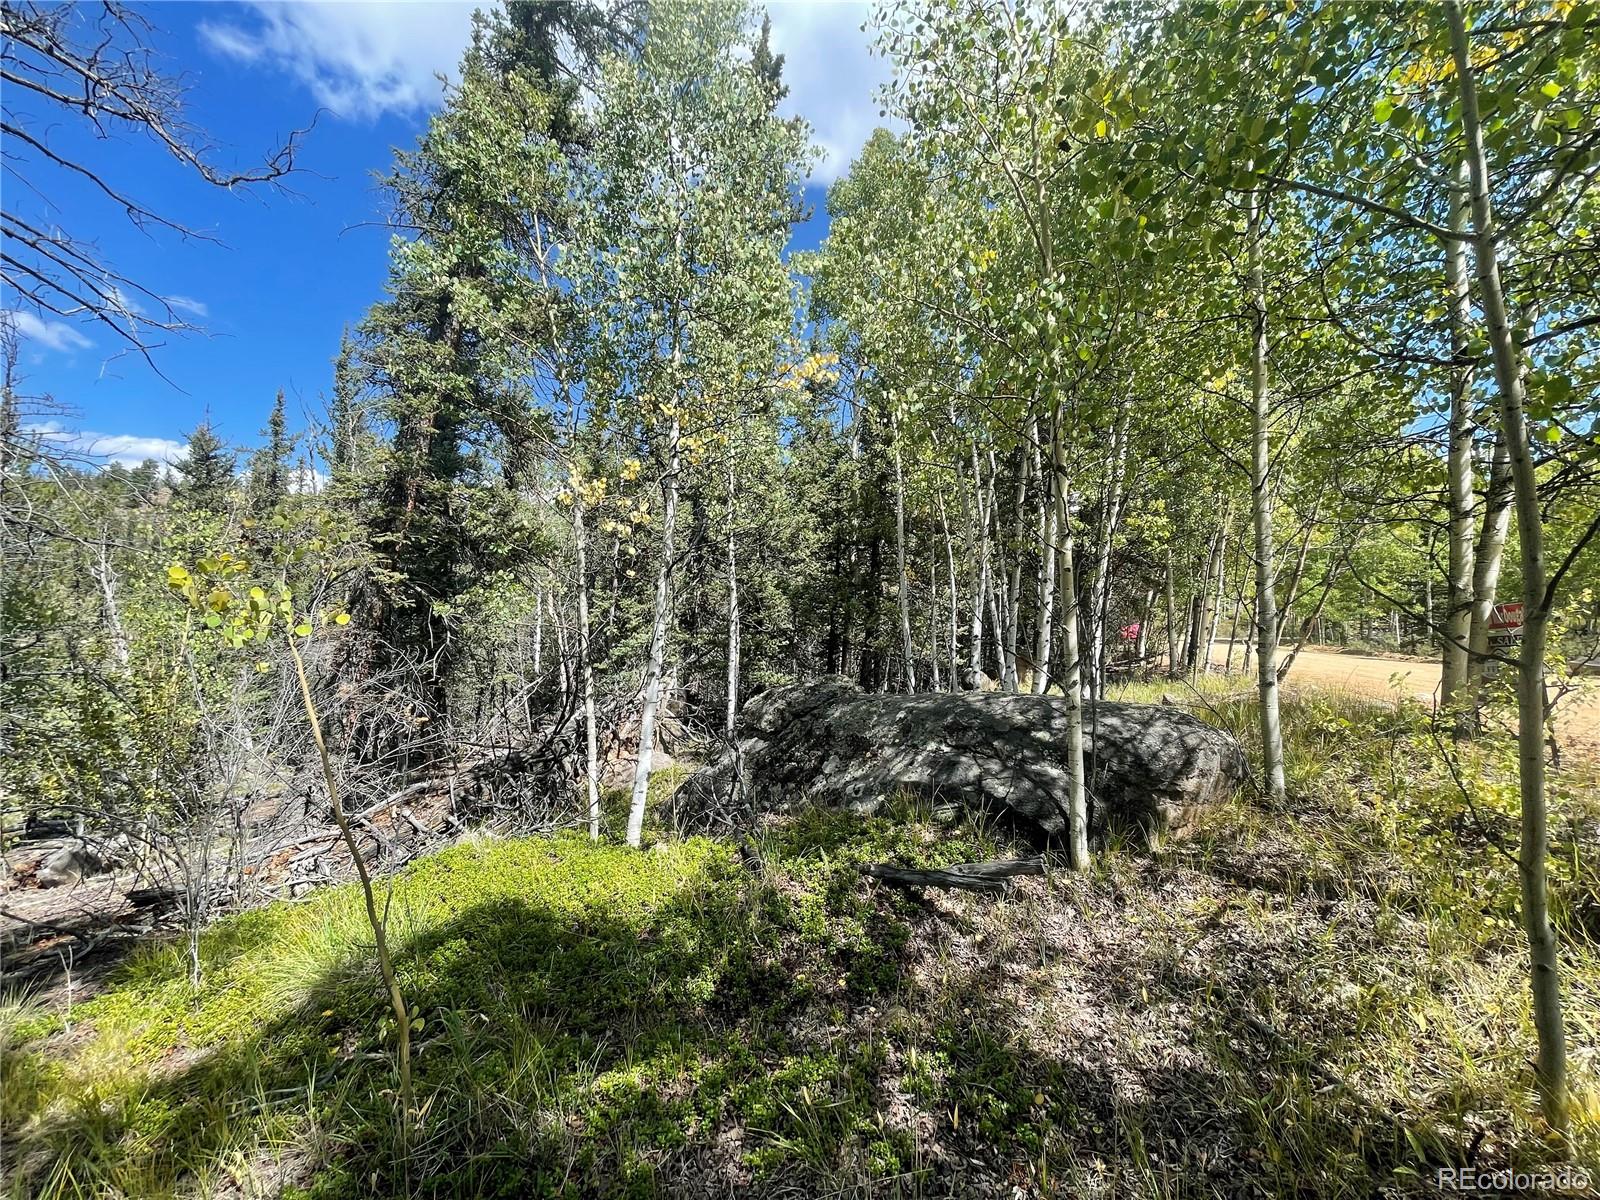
xmin=751 ymin=13 xmax=788 ymax=108
xmin=173 ymin=419 xmax=234 ymax=512
xmin=247 ymin=390 xmax=291 ymax=516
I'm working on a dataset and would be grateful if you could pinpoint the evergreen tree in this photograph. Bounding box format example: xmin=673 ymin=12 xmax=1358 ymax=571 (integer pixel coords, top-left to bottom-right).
xmin=173 ymin=419 xmax=234 ymax=512
xmin=751 ymin=13 xmax=788 ymax=108
xmin=326 ymin=329 xmax=368 ymax=486
xmin=490 ymin=1 xmax=642 ymax=147
xmin=247 ymin=390 xmax=291 ymax=516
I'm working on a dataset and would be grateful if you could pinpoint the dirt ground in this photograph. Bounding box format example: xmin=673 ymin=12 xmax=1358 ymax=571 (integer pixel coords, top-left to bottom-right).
xmin=1211 ymin=643 xmax=1600 ymax=754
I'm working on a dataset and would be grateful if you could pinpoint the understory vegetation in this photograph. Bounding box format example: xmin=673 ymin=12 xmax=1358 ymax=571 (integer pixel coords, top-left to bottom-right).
xmin=2 ymin=0 xmax=1598 ymax=1194
xmin=5 ymin=686 xmax=1597 ymax=1198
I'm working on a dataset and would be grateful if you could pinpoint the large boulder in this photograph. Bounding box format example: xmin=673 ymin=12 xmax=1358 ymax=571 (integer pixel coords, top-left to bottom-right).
xmin=671 ymin=678 xmax=1247 ymax=843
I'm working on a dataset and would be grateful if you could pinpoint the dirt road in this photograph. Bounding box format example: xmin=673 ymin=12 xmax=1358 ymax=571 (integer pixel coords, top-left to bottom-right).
xmin=1210 ymin=645 xmax=1600 ymax=749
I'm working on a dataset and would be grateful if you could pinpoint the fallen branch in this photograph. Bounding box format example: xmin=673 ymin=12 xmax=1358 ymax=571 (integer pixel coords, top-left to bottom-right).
xmin=860 ymin=857 xmax=1047 ymax=893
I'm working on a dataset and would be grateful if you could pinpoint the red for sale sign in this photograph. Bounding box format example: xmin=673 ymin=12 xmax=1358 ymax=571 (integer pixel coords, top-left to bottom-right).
xmin=1489 ymin=602 xmax=1524 ymax=633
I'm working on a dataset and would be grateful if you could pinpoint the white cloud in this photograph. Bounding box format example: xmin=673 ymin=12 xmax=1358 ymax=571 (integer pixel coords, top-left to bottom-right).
xmin=29 ymin=422 xmax=187 ymax=470
xmin=167 ymin=295 xmax=210 ymax=319
xmin=4 ymin=310 xmax=92 ymax=353
xmin=198 ymin=1 xmax=889 ymax=181
xmin=765 ymin=1 xmax=896 ymax=183
xmin=290 ymin=464 xmax=330 ymax=494
xmin=199 ymin=1 xmax=474 ymax=121
xmin=81 ymin=432 xmax=189 ymax=469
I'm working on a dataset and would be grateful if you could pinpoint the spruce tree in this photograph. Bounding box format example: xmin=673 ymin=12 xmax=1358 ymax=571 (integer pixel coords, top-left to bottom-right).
xmin=751 ymin=13 xmax=788 ymax=108
xmin=247 ymin=390 xmax=291 ymax=516
xmin=173 ymin=419 xmax=234 ymax=512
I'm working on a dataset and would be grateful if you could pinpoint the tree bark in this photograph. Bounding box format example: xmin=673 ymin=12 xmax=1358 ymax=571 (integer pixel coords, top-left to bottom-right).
xmin=1202 ymin=511 xmax=1230 ymax=675
xmin=891 ymin=421 xmax=917 ymax=693
xmin=1050 ymin=415 xmax=1088 ymax=869
xmin=725 ymin=457 xmax=742 ymax=736
xmin=1032 ymin=428 xmax=1058 ymax=694
xmin=626 ymin=415 xmax=681 ymax=848
xmin=573 ymin=500 xmax=602 ymax=841
xmin=1447 ymin=0 xmax=1566 ymax=1127
xmin=1466 ymin=434 xmax=1513 ymax=716
xmin=1001 ymin=444 xmax=1031 ymax=692
xmin=962 ymin=439 xmax=992 ymax=676
xmin=1246 ymin=188 xmax=1287 ymax=804
xmin=1088 ymin=410 xmax=1129 ymax=697
xmin=1135 ymin=587 xmax=1154 ymax=667
xmin=1187 ymin=519 xmax=1224 ymax=674
xmin=1442 ymin=158 xmax=1477 ymax=715
xmin=936 ymin=489 xmax=960 ymax=688
xmin=551 ymin=592 xmax=570 ymax=712
xmin=926 ymin=540 xmax=942 ymax=691
xmin=1164 ymin=547 xmax=1180 ymax=678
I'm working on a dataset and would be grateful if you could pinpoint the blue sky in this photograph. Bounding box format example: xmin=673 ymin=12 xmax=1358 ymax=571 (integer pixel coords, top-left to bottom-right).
xmin=5 ymin=1 xmax=889 ymax=467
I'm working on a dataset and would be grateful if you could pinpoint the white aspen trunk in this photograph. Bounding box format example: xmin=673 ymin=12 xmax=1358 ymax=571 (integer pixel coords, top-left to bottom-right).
xmin=935 ymin=489 xmax=960 ymax=687
xmin=1467 ymin=436 xmax=1513 ymax=707
xmin=532 ymin=219 xmax=601 ymax=840
xmin=967 ymin=445 xmax=993 ymax=675
xmin=573 ymin=500 xmax=601 ymax=841
xmin=1189 ymin=522 xmax=1223 ymax=674
xmin=551 ymin=592 xmax=570 ymax=712
xmin=1050 ymin=417 xmax=1088 ymax=869
xmin=1164 ymin=547 xmax=1180 ymax=677
xmin=725 ymin=457 xmax=741 ymax=737
xmin=1135 ymin=588 xmax=1154 ymax=666
xmin=1448 ymin=0 xmax=1566 ymax=1125
xmin=926 ymin=542 xmax=942 ymax=692
xmin=1032 ymin=424 xmax=1057 ymax=694
xmin=626 ymin=415 xmax=681 ymax=849
xmin=996 ymin=446 xmax=1029 ymax=692
xmin=1203 ymin=517 xmax=1230 ymax=675
xmin=1088 ymin=412 xmax=1128 ymax=697
xmin=891 ymin=423 xmax=917 ymax=693
xmin=1008 ymin=448 xmax=1031 ymax=692
xmin=1246 ymin=188 xmax=1287 ymax=804
xmin=1442 ymin=158 xmax=1477 ymax=714
xmin=93 ymin=541 xmax=131 ymax=672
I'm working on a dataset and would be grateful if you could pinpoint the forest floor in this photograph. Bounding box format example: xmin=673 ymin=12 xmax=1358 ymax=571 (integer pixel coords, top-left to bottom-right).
xmin=3 ymin=682 xmax=1598 ymax=1199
